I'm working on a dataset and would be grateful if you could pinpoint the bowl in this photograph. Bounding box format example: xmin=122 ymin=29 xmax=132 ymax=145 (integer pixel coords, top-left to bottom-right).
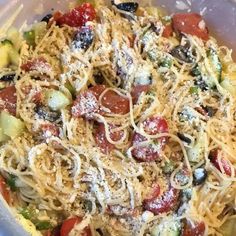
xmin=0 ymin=1 xmax=235 ymax=235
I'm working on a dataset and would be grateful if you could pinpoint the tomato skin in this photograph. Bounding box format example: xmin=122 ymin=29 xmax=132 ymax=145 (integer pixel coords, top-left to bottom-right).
xmin=56 ymin=3 xmax=96 ymax=27
xmin=21 ymin=58 xmax=49 ymax=72
xmin=0 ymin=175 xmax=10 ymax=204
xmin=100 ymin=89 xmax=130 ymax=115
xmin=172 ymin=13 xmax=209 ymax=41
xmin=209 ymin=149 xmax=233 ymax=176
xmin=72 ymin=85 xmax=130 ymax=119
xmin=60 ymin=217 xmax=91 ymax=236
xmin=144 ymin=183 xmax=160 ymax=201
xmin=132 ymin=116 xmax=168 ymax=162
xmin=41 ymin=124 xmax=60 ymax=138
xmin=131 ymin=85 xmax=150 ymax=104
xmin=0 ymin=85 xmax=17 ymax=116
xmin=72 ymin=90 xmax=100 ymax=119
xmin=182 ymin=220 xmax=205 ymax=236
xmin=162 ymin=24 xmax=173 ymax=38
xmin=94 ymin=123 xmax=124 ymax=154
xmin=143 ymin=185 xmax=179 ymax=215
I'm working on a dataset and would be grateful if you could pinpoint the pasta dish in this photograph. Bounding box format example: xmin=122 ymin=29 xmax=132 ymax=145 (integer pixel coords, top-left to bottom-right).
xmin=0 ymin=1 xmax=235 ymax=235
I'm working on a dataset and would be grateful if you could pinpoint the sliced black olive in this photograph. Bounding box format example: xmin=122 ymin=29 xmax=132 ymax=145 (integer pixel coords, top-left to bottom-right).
xmin=112 ymin=1 xmax=139 ymax=13
xmin=194 ymin=77 xmax=209 ymax=91
xmin=201 ymin=106 xmax=217 ymax=117
xmin=193 ymin=168 xmax=207 ymax=186
xmin=191 ymin=65 xmax=201 ymax=77
xmin=0 ymin=74 xmax=16 ymax=81
xmin=96 ymin=229 xmax=104 ymax=236
xmin=41 ymin=14 xmax=52 ymax=23
xmin=35 ymin=106 xmax=60 ymax=122
xmin=177 ymin=133 xmax=191 ymax=144
xmin=94 ymin=72 xmax=105 ymax=84
xmin=171 ymin=45 xmax=195 ymax=64
xmin=72 ymin=27 xmax=94 ymax=50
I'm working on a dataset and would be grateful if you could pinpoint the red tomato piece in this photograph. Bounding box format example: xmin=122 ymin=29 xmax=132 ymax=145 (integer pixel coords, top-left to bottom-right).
xmin=101 ymin=90 xmax=130 ymax=115
xmin=60 ymin=217 xmax=91 ymax=236
xmin=94 ymin=123 xmax=124 ymax=154
xmin=144 ymin=183 xmax=160 ymax=201
xmin=41 ymin=124 xmax=60 ymax=138
xmin=132 ymin=116 xmax=168 ymax=162
xmin=56 ymin=3 xmax=96 ymax=27
xmin=21 ymin=58 xmax=50 ymax=72
xmin=0 ymin=175 xmax=10 ymax=204
xmin=209 ymin=149 xmax=233 ymax=176
xmin=182 ymin=220 xmax=205 ymax=236
xmin=72 ymin=85 xmax=129 ymax=119
xmin=71 ymin=87 xmax=103 ymax=119
xmin=131 ymin=85 xmax=150 ymax=104
xmin=143 ymin=185 xmax=179 ymax=215
xmin=32 ymin=91 xmax=42 ymax=104
xmin=88 ymin=85 xmax=106 ymax=99
xmin=172 ymin=13 xmax=209 ymax=41
xmin=0 ymin=86 xmax=17 ymax=116
xmin=162 ymin=24 xmax=173 ymax=38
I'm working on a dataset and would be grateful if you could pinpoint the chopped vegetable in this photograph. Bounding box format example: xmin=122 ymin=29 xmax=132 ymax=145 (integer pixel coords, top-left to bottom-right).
xmin=193 ymin=168 xmax=207 ymax=186
xmin=23 ymin=30 xmax=35 ymax=46
xmin=171 ymin=45 xmax=195 ymax=64
xmin=189 ymin=86 xmax=198 ymax=94
xmin=0 ymin=86 xmax=17 ymax=115
xmin=7 ymin=27 xmax=23 ymax=51
xmin=41 ymin=14 xmax=53 ymax=23
xmin=20 ymin=206 xmax=37 ymax=220
xmin=143 ymin=185 xmax=179 ymax=215
xmin=112 ymin=1 xmax=139 ymax=13
xmin=0 ymin=111 xmax=25 ymax=138
xmin=207 ymin=48 xmax=222 ymax=82
xmin=209 ymin=149 xmax=233 ymax=176
xmin=182 ymin=220 xmax=205 ymax=236
xmin=35 ymin=106 xmax=61 ymax=122
xmin=219 ymin=218 xmax=236 ymax=236
xmin=177 ymin=132 xmax=192 ymax=144
xmin=187 ymin=132 xmax=205 ymax=163
xmin=35 ymin=221 xmax=52 ymax=231
xmin=72 ymin=26 xmax=94 ymax=50
xmin=0 ymin=175 xmax=10 ymax=204
xmin=0 ymin=42 xmax=11 ymax=69
xmin=151 ymin=219 xmax=181 ymax=236
xmin=162 ymin=160 xmax=176 ymax=174
xmin=172 ymin=13 xmax=209 ymax=41
xmin=0 ymin=73 xmax=15 ymax=81
xmin=56 ymin=3 xmax=96 ymax=27
xmin=159 ymin=57 xmax=173 ymax=68
xmin=46 ymin=90 xmax=71 ymax=111
xmin=0 ymin=127 xmax=8 ymax=142
xmin=221 ymin=79 xmax=236 ymax=96
xmin=6 ymin=174 xmax=17 ymax=191
xmin=60 ymin=217 xmax=92 ymax=236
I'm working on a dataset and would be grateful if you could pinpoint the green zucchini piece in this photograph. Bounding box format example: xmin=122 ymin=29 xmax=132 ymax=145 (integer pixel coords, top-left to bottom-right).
xmin=220 ymin=79 xmax=236 ymax=96
xmin=187 ymin=133 xmax=205 ymax=163
xmin=7 ymin=27 xmax=22 ymax=51
xmin=0 ymin=111 xmax=25 ymax=138
xmin=0 ymin=127 xmax=9 ymax=142
xmin=9 ymin=47 xmax=20 ymax=66
xmin=151 ymin=220 xmax=181 ymax=236
xmin=0 ymin=44 xmax=11 ymax=69
xmin=46 ymin=90 xmax=71 ymax=111
xmin=208 ymin=48 xmax=222 ymax=82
